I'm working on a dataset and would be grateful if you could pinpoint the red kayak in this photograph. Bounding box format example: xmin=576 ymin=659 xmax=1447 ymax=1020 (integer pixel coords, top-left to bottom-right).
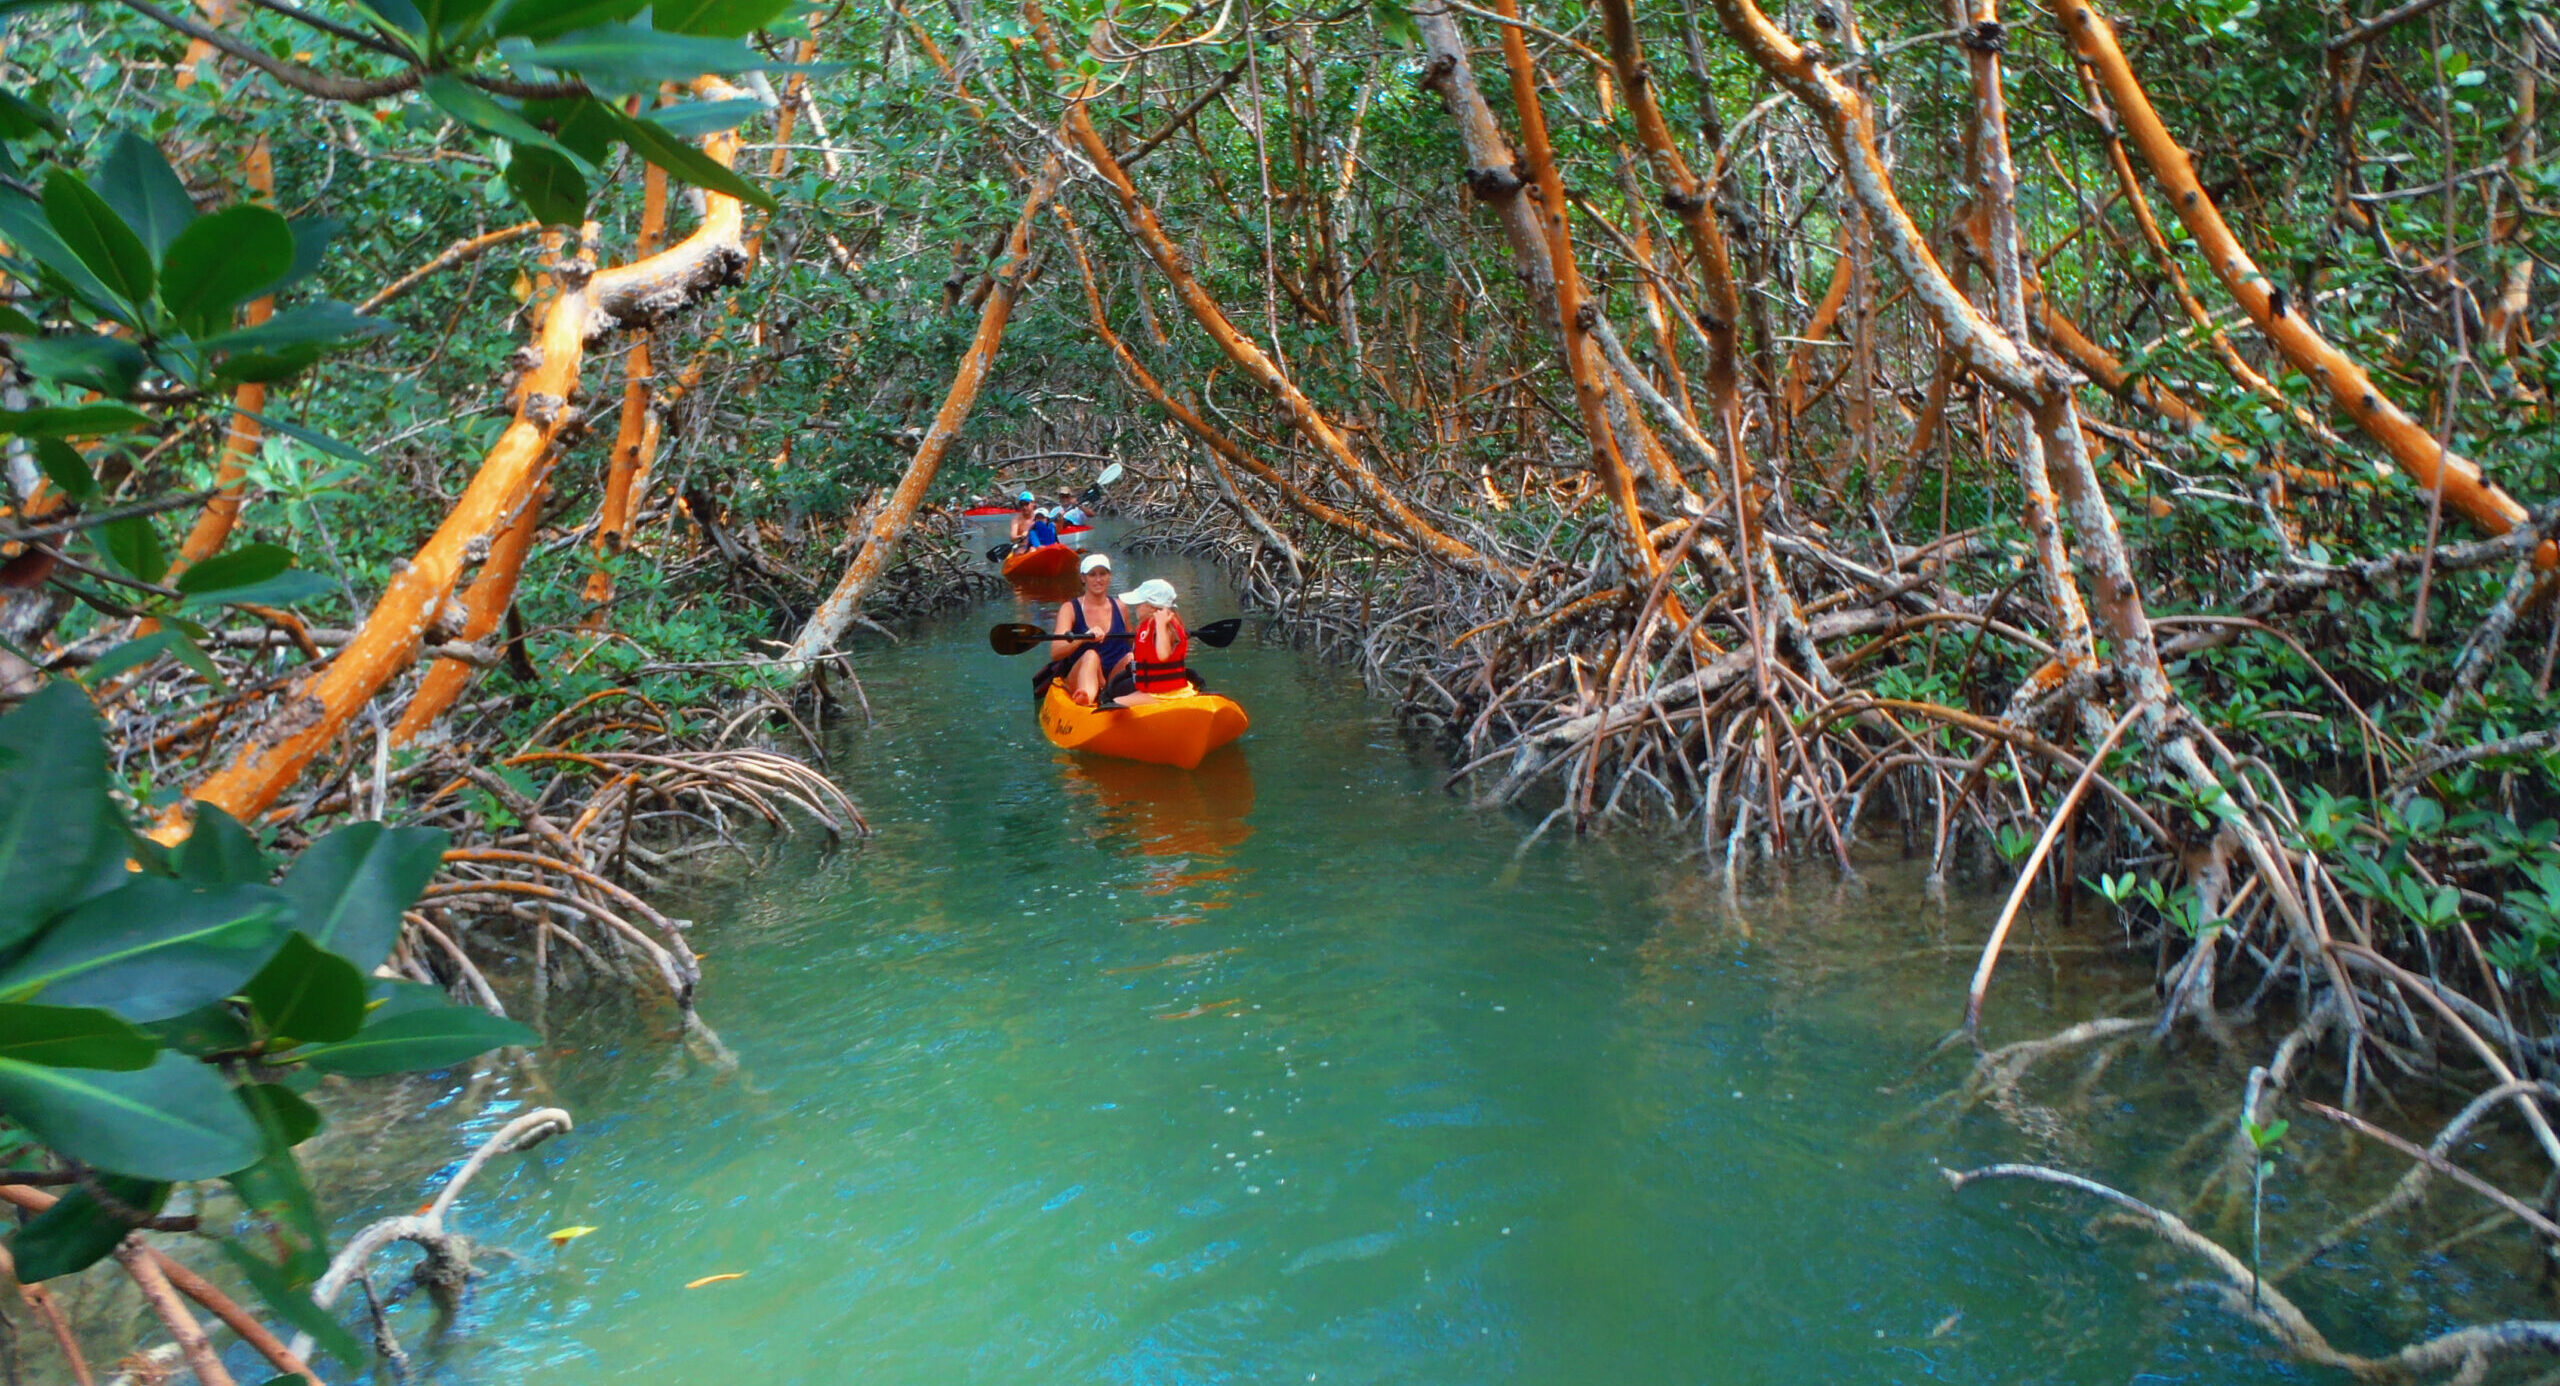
xmin=1001 ymin=545 xmax=1079 ymax=582
xmin=963 ymin=505 xmax=1015 ymax=518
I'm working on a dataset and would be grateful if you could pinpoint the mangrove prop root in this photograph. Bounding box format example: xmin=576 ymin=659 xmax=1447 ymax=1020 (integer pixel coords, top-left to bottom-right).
xmin=1947 ymin=1162 xmax=2560 ymax=1379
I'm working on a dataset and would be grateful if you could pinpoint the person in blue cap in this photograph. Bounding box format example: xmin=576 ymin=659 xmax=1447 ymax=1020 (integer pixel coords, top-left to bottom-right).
xmin=1007 ymin=491 xmax=1058 ymax=554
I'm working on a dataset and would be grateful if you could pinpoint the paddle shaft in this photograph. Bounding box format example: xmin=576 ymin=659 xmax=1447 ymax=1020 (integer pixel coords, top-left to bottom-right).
xmin=987 ymin=617 xmax=1241 ymax=655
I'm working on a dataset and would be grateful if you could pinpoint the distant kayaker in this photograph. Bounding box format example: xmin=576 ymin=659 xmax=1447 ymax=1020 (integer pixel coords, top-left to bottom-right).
xmin=1047 ymin=552 xmax=1134 ymax=706
xmin=1116 ymin=578 xmax=1189 ymax=706
xmin=1009 ymin=493 xmax=1059 ymax=553
xmin=1055 ymin=490 xmax=1087 ymax=525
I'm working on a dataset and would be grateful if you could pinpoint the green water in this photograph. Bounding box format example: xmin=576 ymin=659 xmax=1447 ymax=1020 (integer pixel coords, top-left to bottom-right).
xmin=328 ymin=548 xmax=2392 ymax=1384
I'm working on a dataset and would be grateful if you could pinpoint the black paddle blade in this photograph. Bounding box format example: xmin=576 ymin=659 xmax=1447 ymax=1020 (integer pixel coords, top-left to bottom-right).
xmin=1191 ymin=617 xmax=1243 ymax=648
xmin=984 ymin=542 xmax=1014 ymax=563
xmin=988 ymin=623 xmax=1051 ymax=655
xmin=989 ymin=624 xmax=1097 ymax=656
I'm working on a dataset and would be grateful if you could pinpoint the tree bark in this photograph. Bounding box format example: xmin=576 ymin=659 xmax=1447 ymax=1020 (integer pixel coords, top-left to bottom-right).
xmin=582 ymin=162 xmax=670 ymax=615
xmin=160 ymin=87 xmax=753 ymax=838
xmin=392 ymin=481 xmax=544 ymax=743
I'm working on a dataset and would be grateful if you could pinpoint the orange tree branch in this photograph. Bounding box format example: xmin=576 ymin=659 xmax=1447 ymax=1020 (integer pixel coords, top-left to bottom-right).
xmin=1698 ymin=0 xmax=2173 ymax=711
xmin=773 ymin=157 xmax=1065 ymax=677
xmin=357 ymin=221 xmax=543 ymax=315
xmin=1485 ymin=0 xmax=1668 ymax=583
xmin=158 ymin=84 xmax=753 ymax=840
xmin=1026 ymin=0 xmax=1523 ymax=585
xmin=1056 ymin=204 xmax=1411 ymax=553
xmin=582 ymin=162 xmax=670 ymax=615
xmin=2052 ymin=0 xmax=2547 ymax=566
xmin=391 ymin=480 xmax=544 ymax=743
xmin=166 ymin=138 xmax=275 ymax=585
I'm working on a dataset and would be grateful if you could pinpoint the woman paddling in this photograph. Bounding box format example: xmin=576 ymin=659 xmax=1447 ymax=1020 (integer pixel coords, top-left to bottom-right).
xmin=1114 ymin=579 xmax=1190 ymax=706
xmin=1044 ymin=553 xmax=1133 ymax=706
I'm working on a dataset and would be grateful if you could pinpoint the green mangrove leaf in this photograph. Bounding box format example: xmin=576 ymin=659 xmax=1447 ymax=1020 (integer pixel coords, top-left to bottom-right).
xmin=0 ymin=1002 xmax=155 ymax=1069
xmin=241 ymin=933 xmax=367 ymax=1047
xmin=161 ymin=203 xmax=296 ymax=339
xmin=0 ymin=1049 xmax=260 ymax=1178
xmin=94 ymin=130 xmax=196 ymax=259
xmin=7 ymin=1174 xmax=166 ymax=1280
xmin=0 ymin=681 xmax=127 ymax=953
xmin=0 ymin=877 xmax=292 ymax=1021
xmin=171 ymin=803 xmax=273 ymax=886
xmin=278 ymin=823 xmax=448 ymax=973
xmin=40 ymin=167 xmax=151 ymax=315
xmin=298 ymin=1002 xmax=535 ymax=1077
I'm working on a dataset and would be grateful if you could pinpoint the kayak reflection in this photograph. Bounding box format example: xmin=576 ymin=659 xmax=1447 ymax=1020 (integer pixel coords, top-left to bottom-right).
xmin=1059 ymin=745 xmax=1254 ymax=862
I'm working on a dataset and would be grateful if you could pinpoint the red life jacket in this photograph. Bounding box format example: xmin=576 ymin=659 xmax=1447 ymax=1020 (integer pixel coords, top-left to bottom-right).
xmin=1132 ymin=615 xmax=1189 ymax=694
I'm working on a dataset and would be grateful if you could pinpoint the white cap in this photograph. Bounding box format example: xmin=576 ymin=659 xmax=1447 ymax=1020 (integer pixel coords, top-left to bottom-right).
xmin=1078 ymin=552 xmax=1113 ymax=574
xmin=1119 ymin=578 xmax=1177 ymax=609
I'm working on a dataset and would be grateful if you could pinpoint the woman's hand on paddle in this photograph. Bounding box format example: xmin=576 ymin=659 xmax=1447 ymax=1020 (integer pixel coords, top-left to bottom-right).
xmin=989 ymin=618 xmax=1240 ymax=655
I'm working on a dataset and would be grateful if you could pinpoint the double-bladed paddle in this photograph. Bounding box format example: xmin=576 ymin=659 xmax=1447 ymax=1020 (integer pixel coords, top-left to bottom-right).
xmin=987 ymin=617 xmax=1242 ymax=656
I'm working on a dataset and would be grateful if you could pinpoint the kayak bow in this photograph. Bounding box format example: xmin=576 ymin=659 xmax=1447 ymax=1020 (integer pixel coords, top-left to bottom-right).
xmin=1038 ymin=683 xmax=1248 ymax=769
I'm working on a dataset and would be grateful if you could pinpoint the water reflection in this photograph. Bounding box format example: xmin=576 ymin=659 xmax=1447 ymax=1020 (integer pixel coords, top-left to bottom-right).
xmin=1061 ymin=745 xmax=1255 ymax=859
xmin=1059 ymin=748 xmax=1256 ymax=933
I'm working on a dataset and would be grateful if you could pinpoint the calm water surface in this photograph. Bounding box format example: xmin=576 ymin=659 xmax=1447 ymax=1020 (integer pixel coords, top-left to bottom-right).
xmin=321 ymin=544 xmax=2344 ymax=1385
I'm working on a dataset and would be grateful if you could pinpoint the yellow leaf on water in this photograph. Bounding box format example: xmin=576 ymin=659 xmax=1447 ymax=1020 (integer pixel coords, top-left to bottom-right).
xmin=548 ymin=1226 xmax=597 ymax=1245
xmin=686 ymin=1272 xmax=747 ymax=1289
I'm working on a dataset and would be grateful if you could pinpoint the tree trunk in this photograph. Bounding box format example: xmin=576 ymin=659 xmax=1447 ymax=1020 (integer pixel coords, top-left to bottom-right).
xmin=773 ymin=160 xmax=1062 ymax=678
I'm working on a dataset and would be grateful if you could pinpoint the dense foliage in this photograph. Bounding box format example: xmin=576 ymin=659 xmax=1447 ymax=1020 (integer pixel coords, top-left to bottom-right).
xmin=0 ymin=0 xmax=2553 ymax=1370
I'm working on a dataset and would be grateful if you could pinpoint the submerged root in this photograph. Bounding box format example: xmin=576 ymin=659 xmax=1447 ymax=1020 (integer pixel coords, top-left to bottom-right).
xmin=288 ymin=1108 xmax=574 ymax=1363
xmin=1949 ymin=1163 xmax=2560 ymax=1381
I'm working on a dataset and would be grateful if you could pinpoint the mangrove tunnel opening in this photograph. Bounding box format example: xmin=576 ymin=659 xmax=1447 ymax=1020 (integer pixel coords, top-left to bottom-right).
xmin=0 ymin=0 xmax=2555 ymax=1379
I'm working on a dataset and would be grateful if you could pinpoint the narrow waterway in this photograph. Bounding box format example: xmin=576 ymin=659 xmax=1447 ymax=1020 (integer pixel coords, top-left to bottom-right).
xmin=322 ymin=542 xmax=2353 ymax=1384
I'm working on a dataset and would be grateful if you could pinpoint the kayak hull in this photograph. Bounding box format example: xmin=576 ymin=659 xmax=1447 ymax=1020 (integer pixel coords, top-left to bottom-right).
xmin=1001 ymin=545 xmax=1079 ymax=583
xmin=1039 ymin=684 xmax=1248 ymax=770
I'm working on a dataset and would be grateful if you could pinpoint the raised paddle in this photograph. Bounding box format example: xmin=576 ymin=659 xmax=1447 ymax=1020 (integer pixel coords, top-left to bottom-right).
xmin=988 ymin=461 xmax=1123 ymax=560
xmin=987 ymin=617 xmax=1242 ymax=656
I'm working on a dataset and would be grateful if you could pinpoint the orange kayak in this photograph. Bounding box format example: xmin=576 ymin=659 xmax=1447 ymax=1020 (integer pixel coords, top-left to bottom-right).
xmin=1038 ymin=683 xmax=1248 ymax=770
xmin=1001 ymin=545 xmax=1078 ymax=583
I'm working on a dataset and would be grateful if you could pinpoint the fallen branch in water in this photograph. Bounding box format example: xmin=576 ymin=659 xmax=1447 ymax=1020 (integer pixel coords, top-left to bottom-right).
xmin=1946 ymin=1162 xmax=2560 ymax=1378
xmin=288 ymin=1107 xmax=574 ymax=1364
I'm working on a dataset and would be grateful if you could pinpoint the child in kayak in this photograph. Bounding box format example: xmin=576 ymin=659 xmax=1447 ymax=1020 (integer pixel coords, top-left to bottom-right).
xmin=1114 ymin=578 xmax=1189 ymax=706
xmin=1044 ymin=552 xmax=1134 ymax=706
